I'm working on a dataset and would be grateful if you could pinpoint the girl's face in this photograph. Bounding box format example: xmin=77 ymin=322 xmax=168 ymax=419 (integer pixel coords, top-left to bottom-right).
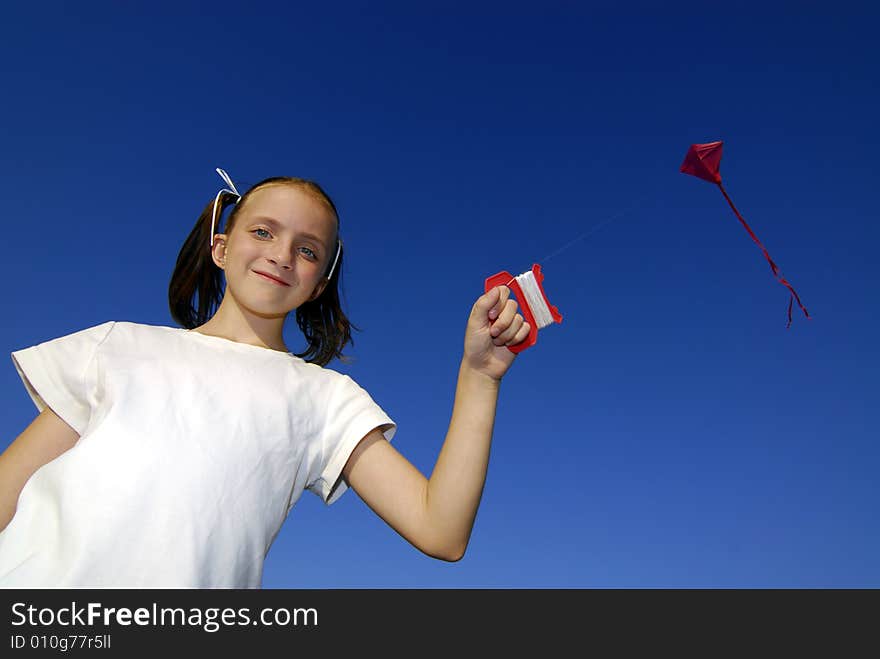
xmin=212 ymin=183 xmax=338 ymax=318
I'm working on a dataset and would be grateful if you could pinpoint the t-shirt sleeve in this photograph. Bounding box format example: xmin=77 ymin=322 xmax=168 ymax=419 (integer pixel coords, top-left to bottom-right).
xmin=309 ymin=373 xmax=397 ymax=506
xmin=10 ymin=321 xmax=115 ymax=436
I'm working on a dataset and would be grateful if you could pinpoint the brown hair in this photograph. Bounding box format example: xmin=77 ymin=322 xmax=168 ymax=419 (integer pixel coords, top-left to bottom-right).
xmin=168 ymin=176 xmax=357 ymax=366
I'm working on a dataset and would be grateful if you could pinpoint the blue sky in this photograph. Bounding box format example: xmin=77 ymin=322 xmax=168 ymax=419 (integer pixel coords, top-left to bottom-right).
xmin=1 ymin=2 xmax=877 ymax=587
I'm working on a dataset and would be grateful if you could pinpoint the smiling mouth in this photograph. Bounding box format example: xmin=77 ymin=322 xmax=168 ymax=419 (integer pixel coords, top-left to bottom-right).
xmin=253 ymin=270 xmax=290 ymax=286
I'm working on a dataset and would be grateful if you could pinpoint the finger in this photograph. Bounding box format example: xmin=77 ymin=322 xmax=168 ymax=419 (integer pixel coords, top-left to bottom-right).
xmin=489 ymin=298 xmax=518 ymax=337
xmin=494 ymin=313 xmax=525 ymax=345
xmin=507 ymin=320 xmax=531 ymax=346
xmin=487 ymin=286 xmax=510 ymax=321
xmin=475 ymin=285 xmax=505 ymax=321
xmin=478 ymin=285 xmax=501 ymax=313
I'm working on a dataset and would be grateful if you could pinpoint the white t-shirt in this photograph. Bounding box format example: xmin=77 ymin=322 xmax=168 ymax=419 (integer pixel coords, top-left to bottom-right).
xmin=0 ymin=321 xmax=396 ymax=588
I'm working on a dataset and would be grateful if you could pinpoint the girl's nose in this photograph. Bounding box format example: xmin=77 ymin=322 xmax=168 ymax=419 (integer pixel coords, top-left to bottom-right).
xmin=268 ymin=251 xmax=293 ymax=269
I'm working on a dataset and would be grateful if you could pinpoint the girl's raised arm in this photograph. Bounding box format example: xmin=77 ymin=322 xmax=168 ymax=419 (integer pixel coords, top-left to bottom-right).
xmin=342 ymin=285 xmax=528 ymax=561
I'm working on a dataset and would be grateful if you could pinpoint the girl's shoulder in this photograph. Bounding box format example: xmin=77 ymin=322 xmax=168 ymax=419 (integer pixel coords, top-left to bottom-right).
xmin=107 ymin=322 xmax=343 ymax=374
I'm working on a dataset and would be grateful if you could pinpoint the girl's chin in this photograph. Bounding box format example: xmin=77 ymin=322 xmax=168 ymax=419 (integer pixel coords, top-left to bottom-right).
xmin=229 ymin=296 xmax=298 ymax=319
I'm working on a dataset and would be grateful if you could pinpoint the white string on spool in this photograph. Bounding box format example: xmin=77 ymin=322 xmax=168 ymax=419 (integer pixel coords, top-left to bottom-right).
xmin=513 ymin=270 xmax=555 ymax=329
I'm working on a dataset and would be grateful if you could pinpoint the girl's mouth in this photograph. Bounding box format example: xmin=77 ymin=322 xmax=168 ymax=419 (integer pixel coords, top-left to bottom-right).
xmin=253 ymin=270 xmax=290 ymax=286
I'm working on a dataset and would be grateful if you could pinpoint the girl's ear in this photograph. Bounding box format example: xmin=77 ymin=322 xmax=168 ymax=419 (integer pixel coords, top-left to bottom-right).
xmin=211 ymin=235 xmax=228 ymax=269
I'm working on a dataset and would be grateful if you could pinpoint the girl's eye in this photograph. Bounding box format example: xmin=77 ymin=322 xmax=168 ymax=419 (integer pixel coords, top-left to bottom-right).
xmin=252 ymin=229 xmax=317 ymax=259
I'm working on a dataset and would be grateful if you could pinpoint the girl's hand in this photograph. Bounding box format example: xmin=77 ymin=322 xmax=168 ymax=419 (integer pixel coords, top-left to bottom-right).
xmin=463 ymin=285 xmax=530 ymax=382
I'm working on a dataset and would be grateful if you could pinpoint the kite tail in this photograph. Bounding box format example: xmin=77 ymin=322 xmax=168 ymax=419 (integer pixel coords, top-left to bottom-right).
xmin=717 ymin=183 xmax=810 ymax=326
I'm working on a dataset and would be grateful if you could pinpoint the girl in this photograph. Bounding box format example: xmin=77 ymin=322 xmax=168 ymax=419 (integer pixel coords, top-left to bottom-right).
xmin=0 ymin=168 xmax=530 ymax=587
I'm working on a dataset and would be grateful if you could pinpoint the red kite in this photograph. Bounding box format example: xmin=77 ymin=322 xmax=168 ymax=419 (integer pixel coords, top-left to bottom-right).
xmin=680 ymin=141 xmax=810 ymax=327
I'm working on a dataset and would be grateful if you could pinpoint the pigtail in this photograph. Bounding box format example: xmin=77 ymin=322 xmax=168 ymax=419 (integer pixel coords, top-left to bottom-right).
xmin=168 ymin=192 xmax=239 ymax=328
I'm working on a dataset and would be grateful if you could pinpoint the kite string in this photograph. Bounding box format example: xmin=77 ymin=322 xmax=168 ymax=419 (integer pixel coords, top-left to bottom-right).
xmin=532 ymin=203 xmax=641 ymax=266
xmin=493 ymin=203 xmax=644 ymax=327
xmin=493 ymin=203 xmax=643 ymax=286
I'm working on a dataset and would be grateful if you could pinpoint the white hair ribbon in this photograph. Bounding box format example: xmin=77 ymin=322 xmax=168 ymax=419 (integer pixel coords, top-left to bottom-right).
xmin=210 ymin=167 xmax=242 ymax=247
xmin=326 ymin=239 xmax=341 ymax=281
